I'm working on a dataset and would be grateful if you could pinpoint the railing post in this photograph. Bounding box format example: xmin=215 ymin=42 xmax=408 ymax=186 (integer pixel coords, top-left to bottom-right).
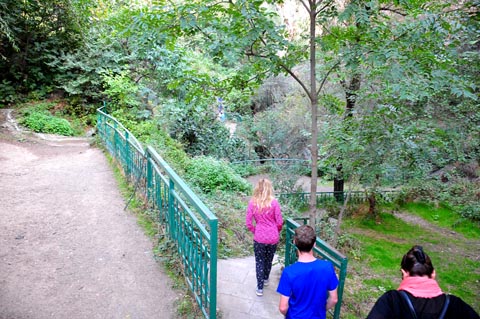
xmin=209 ymin=219 xmax=218 ymax=319
xmin=285 ymin=219 xmax=293 ymax=267
xmin=146 ymin=150 xmax=152 ymax=203
xmin=96 ymin=109 xmax=103 ymax=139
xmin=333 ymin=258 xmax=348 ymax=319
xmin=168 ymin=177 xmax=176 ymax=241
xmin=125 ymin=131 xmax=131 ymax=179
xmin=113 ymin=121 xmax=118 ymax=158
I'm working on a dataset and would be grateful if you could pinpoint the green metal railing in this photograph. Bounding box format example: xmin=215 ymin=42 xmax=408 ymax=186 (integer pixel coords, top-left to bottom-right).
xmin=278 ymin=190 xmax=399 ymax=204
xmin=231 ymin=158 xmax=310 ymax=166
xmin=285 ymin=218 xmax=348 ymax=319
xmin=97 ymin=106 xmax=218 ymax=319
xmin=231 ymin=159 xmax=399 ymax=204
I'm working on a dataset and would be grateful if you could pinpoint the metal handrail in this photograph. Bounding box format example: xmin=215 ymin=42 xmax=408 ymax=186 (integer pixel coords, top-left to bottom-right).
xmin=97 ymin=106 xmax=218 ymax=319
xmin=278 ymin=190 xmax=400 ymax=204
xmin=231 ymin=158 xmax=310 ymax=165
xmin=285 ymin=218 xmax=348 ymax=319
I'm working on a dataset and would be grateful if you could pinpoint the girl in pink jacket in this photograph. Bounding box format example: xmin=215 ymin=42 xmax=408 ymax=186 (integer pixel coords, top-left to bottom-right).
xmin=246 ymin=178 xmax=283 ymax=296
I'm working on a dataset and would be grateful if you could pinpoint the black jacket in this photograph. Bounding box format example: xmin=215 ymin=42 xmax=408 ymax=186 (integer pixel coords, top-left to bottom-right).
xmin=366 ymin=290 xmax=479 ymax=319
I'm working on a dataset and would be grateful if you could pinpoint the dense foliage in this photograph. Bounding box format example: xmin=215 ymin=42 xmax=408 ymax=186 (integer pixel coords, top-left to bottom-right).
xmin=2 ymin=0 xmax=478 ymax=316
xmin=2 ymin=0 xmax=477 ymax=214
xmin=0 ymin=0 xmax=83 ymax=102
xmin=186 ymin=156 xmax=251 ymax=194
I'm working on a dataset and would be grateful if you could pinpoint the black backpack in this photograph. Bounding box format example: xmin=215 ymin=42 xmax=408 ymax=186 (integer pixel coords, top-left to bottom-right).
xmin=399 ymin=290 xmax=450 ymax=319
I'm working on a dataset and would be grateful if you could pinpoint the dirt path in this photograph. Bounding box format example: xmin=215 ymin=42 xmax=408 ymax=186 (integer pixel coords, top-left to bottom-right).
xmin=0 ymin=109 xmax=178 ymax=319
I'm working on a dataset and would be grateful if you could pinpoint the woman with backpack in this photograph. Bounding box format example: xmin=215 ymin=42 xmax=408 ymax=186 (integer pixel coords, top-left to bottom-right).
xmin=366 ymin=245 xmax=479 ymax=319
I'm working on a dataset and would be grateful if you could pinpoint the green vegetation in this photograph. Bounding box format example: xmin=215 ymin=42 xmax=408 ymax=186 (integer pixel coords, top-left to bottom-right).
xmin=20 ymin=111 xmax=74 ymax=136
xmin=402 ymin=203 xmax=480 ymax=239
xmin=2 ymin=0 xmax=478 ymax=317
xmin=186 ymin=156 xmax=251 ymax=194
xmin=15 ymin=100 xmax=95 ymax=136
xmin=17 ymin=101 xmax=74 ymax=136
xmin=342 ymin=204 xmax=479 ymax=317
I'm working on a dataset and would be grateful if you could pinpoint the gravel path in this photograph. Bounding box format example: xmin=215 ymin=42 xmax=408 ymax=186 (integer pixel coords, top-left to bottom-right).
xmin=0 ymin=109 xmax=178 ymax=319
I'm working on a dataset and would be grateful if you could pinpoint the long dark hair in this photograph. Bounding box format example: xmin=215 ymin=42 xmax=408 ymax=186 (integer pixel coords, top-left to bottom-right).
xmin=401 ymin=245 xmax=435 ymax=278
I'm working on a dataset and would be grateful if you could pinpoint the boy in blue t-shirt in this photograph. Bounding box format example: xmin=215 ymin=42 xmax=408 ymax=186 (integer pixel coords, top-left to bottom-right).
xmin=277 ymin=225 xmax=338 ymax=319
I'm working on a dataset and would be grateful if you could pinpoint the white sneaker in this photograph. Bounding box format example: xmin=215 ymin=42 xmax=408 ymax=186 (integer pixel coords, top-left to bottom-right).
xmin=256 ymin=289 xmax=263 ymax=296
xmin=264 ymin=279 xmax=269 ymax=286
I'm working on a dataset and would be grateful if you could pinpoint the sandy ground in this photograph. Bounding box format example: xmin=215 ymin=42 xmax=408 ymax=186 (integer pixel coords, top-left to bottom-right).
xmin=0 ymin=109 xmax=178 ymax=319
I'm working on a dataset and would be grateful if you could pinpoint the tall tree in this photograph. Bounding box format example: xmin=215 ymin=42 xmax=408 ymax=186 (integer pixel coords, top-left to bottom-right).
xmin=131 ymin=0 xmax=477 ymax=224
xmin=0 ymin=0 xmax=82 ymax=98
xmin=322 ymin=0 xmax=478 ymax=214
xmin=149 ymin=0 xmax=342 ymax=225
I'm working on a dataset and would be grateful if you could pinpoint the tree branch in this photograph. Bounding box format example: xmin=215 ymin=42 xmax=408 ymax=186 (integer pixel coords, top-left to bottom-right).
xmin=315 ymin=1 xmax=332 ymax=16
xmin=379 ymin=5 xmax=407 ymax=17
xmin=316 ymin=60 xmax=341 ymax=96
xmin=280 ymin=63 xmax=312 ymax=101
xmin=299 ymin=0 xmax=311 ymax=15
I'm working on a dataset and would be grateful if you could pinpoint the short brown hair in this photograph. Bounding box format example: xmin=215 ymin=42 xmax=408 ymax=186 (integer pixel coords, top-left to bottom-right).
xmin=294 ymin=225 xmax=316 ymax=252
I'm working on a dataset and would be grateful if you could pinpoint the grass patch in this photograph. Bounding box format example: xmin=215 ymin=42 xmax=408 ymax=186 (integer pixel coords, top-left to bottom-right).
xmin=401 ymin=202 xmax=480 ymax=239
xmin=433 ymin=252 xmax=480 ymax=307
xmin=343 ymin=207 xmax=480 ymax=317
xmin=348 ymin=212 xmax=424 ymax=238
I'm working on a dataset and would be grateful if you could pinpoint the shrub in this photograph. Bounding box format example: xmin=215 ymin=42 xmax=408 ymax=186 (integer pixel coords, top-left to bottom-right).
xmin=19 ymin=110 xmax=74 ymax=136
xmin=458 ymin=204 xmax=480 ymax=222
xmin=229 ymin=162 xmax=260 ymax=177
xmin=186 ymin=156 xmax=251 ymax=194
xmin=398 ymin=177 xmax=480 ymax=222
xmin=0 ymin=80 xmax=17 ymax=105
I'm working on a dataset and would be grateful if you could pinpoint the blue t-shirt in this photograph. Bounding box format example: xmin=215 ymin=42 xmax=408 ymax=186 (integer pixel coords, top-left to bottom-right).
xmin=277 ymin=259 xmax=339 ymax=319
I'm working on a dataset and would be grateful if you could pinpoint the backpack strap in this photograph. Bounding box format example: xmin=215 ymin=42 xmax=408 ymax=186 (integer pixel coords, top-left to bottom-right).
xmin=399 ymin=291 xmax=450 ymax=319
xmin=399 ymin=290 xmax=418 ymax=319
xmin=438 ymin=294 xmax=450 ymax=319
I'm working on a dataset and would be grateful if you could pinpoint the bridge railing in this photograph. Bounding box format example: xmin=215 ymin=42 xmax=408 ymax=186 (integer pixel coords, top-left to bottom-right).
xmin=285 ymin=218 xmax=348 ymax=319
xmin=97 ymin=106 xmax=218 ymax=319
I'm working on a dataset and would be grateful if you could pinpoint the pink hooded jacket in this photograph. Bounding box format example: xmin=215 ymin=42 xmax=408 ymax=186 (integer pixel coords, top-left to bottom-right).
xmin=245 ymin=198 xmax=283 ymax=244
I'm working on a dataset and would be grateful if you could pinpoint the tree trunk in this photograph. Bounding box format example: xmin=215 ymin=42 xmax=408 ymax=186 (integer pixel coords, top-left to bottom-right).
xmin=333 ymin=164 xmax=344 ymax=202
xmin=335 ymin=74 xmax=362 ymax=200
xmin=332 ymin=185 xmax=351 ymax=247
xmin=368 ymin=191 xmax=376 ymax=216
xmin=308 ymin=1 xmax=318 ymax=227
xmin=369 ymin=174 xmax=381 ymax=218
xmin=345 ymin=74 xmax=361 ymax=117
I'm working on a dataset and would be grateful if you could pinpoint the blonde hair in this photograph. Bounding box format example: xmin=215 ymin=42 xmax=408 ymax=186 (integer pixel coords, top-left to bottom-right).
xmin=252 ymin=178 xmax=275 ymax=211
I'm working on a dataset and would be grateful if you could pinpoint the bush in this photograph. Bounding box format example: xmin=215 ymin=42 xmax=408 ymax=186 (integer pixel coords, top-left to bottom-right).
xmin=458 ymin=204 xmax=480 ymax=222
xmin=19 ymin=110 xmax=74 ymax=136
xmin=0 ymin=80 xmax=17 ymax=106
xmin=186 ymin=156 xmax=252 ymax=194
xmin=398 ymin=177 xmax=480 ymax=222
xmin=229 ymin=162 xmax=260 ymax=177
